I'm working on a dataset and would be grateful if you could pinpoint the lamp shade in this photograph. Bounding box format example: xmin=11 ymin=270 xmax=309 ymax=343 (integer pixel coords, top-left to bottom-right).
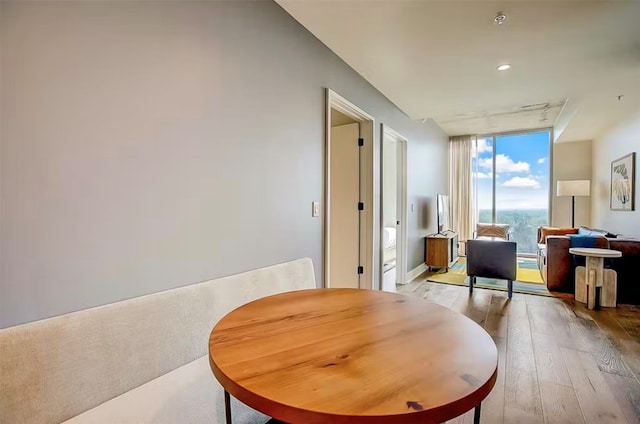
xmin=557 ymin=180 xmax=590 ymax=196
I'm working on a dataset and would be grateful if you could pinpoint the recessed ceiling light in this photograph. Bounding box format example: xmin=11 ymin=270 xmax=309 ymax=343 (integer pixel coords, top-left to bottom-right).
xmin=494 ymin=12 xmax=507 ymax=25
xmin=497 ymin=64 xmax=511 ymax=71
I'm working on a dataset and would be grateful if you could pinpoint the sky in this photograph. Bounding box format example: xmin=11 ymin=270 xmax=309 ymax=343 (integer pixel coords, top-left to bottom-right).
xmin=474 ymin=131 xmax=550 ymax=210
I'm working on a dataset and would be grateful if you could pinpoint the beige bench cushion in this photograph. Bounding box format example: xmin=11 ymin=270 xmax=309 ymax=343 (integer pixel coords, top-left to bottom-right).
xmin=0 ymin=258 xmax=315 ymax=424
xmin=63 ymin=356 xmax=267 ymax=424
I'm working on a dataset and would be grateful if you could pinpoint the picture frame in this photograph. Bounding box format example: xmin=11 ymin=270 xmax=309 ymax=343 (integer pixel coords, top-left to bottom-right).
xmin=610 ymin=152 xmax=635 ymax=211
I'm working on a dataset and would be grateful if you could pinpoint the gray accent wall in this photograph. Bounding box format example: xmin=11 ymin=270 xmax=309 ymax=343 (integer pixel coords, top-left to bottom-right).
xmin=0 ymin=1 xmax=448 ymax=328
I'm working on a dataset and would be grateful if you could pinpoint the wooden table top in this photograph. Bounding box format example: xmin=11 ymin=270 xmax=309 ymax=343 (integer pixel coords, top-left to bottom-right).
xmin=569 ymin=247 xmax=622 ymax=258
xmin=209 ymin=288 xmax=498 ymax=424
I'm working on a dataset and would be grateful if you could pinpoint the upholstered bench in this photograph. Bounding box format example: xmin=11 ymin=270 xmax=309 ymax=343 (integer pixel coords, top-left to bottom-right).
xmin=0 ymin=258 xmax=315 ymax=424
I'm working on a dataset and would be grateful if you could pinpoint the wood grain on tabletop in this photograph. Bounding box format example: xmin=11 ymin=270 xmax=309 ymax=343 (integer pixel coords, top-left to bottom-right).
xmin=209 ymin=288 xmax=498 ymax=424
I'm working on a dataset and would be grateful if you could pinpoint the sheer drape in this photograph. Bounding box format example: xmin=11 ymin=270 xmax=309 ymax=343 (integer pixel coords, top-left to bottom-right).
xmin=449 ymin=135 xmax=476 ymax=254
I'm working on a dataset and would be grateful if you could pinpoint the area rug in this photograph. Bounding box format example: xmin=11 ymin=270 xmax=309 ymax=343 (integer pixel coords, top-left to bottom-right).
xmin=426 ymin=257 xmax=552 ymax=297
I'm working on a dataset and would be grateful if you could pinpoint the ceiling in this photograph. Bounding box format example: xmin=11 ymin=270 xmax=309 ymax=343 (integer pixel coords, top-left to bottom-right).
xmin=276 ymin=0 xmax=640 ymax=142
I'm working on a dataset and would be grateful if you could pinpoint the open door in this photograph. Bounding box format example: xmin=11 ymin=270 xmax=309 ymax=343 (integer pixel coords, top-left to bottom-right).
xmin=381 ymin=125 xmax=408 ymax=291
xmin=325 ymin=89 xmax=375 ymax=289
xmin=329 ymin=123 xmax=360 ymax=289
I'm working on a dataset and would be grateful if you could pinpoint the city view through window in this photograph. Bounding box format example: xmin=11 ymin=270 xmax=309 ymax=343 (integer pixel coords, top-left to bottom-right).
xmin=474 ymin=131 xmax=551 ymax=255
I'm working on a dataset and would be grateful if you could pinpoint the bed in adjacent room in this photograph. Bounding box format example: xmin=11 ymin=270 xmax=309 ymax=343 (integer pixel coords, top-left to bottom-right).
xmin=383 ymin=226 xmax=397 ymax=270
xmin=382 ymin=226 xmax=397 ymax=291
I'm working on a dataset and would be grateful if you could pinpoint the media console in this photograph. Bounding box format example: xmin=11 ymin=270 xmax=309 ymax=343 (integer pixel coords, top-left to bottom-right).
xmin=425 ymin=231 xmax=459 ymax=271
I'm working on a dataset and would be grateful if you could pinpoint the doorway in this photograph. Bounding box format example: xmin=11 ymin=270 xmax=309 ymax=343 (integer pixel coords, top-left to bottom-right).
xmin=381 ymin=125 xmax=408 ymax=291
xmin=325 ymin=89 xmax=375 ymax=290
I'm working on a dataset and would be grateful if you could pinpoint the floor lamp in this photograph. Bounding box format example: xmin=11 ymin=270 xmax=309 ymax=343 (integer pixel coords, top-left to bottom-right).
xmin=557 ymin=180 xmax=591 ymax=227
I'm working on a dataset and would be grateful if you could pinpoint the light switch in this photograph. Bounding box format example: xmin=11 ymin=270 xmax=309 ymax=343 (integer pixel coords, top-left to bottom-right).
xmin=312 ymin=201 xmax=320 ymax=217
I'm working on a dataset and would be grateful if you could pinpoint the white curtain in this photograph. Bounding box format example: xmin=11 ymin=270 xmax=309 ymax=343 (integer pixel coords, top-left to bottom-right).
xmin=449 ymin=135 xmax=477 ymax=253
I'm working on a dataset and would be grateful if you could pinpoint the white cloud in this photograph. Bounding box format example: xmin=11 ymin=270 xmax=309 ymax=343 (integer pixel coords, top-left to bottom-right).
xmin=479 ymin=154 xmax=530 ymax=173
xmin=472 ymin=138 xmax=492 ymax=158
xmin=478 ymin=158 xmax=492 ymax=168
xmin=537 ymin=157 xmax=547 ymax=164
xmin=474 ymin=172 xmax=492 ymax=179
xmin=502 ymin=176 xmax=541 ymax=189
xmin=476 ymin=138 xmax=492 ymax=153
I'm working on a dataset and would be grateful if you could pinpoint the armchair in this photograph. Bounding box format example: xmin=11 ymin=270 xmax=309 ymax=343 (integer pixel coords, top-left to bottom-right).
xmin=474 ymin=223 xmax=510 ymax=240
xmin=467 ymin=239 xmax=517 ymax=298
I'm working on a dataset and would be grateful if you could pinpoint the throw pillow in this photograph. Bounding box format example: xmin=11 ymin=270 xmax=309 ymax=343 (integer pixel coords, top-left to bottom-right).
xmin=577 ymin=226 xmax=609 ymax=237
xmin=538 ymin=226 xmax=578 ymax=244
xmin=567 ymin=234 xmax=601 ymax=248
xmin=568 ymin=235 xmax=608 ymax=268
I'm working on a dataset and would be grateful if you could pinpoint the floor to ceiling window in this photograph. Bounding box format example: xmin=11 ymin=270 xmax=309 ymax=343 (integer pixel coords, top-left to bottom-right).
xmin=473 ymin=130 xmax=551 ymax=255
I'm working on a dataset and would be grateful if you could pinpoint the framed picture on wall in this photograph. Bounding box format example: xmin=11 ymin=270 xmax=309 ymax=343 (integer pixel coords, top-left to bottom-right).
xmin=610 ymin=152 xmax=635 ymax=211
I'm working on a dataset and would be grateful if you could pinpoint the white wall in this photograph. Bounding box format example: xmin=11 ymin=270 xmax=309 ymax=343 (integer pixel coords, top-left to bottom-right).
xmin=552 ymin=140 xmax=592 ymax=227
xmin=0 ymin=1 xmax=448 ymax=327
xmin=591 ymin=112 xmax=640 ymax=237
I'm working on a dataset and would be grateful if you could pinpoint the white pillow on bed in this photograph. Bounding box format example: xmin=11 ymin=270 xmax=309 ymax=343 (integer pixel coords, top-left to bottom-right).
xmin=383 ymin=227 xmax=397 ymax=249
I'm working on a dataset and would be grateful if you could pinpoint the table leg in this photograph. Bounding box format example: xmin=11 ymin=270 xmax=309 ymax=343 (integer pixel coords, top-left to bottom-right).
xmin=601 ymin=269 xmax=618 ymax=307
xmin=587 ymin=269 xmax=596 ymax=310
xmin=224 ymin=390 xmax=232 ymax=424
xmin=585 ymin=256 xmax=604 ymax=310
xmin=575 ymin=266 xmax=587 ymax=303
xmin=474 ymin=403 xmax=481 ymax=424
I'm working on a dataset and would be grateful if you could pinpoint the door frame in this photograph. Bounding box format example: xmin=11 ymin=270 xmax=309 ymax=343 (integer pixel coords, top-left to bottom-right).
xmin=325 ymin=89 xmax=375 ymax=290
xmin=381 ymin=124 xmax=408 ymax=286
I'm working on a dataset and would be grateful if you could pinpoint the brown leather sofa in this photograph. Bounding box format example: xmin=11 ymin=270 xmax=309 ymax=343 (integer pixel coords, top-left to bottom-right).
xmin=608 ymin=238 xmax=640 ymax=305
xmin=537 ymin=227 xmax=640 ymax=305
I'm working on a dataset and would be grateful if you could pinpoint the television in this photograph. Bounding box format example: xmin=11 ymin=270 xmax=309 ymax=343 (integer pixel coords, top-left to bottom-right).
xmin=436 ymin=194 xmax=450 ymax=233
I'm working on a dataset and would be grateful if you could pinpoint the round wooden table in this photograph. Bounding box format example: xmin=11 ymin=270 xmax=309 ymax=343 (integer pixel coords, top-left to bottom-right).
xmin=209 ymin=288 xmax=498 ymax=424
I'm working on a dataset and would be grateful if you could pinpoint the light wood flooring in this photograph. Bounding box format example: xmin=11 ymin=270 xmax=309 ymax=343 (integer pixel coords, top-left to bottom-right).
xmin=397 ymin=278 xmax=640 ymax=424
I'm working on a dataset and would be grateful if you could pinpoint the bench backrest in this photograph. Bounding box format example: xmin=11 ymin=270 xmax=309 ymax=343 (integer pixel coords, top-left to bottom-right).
xmin=0 ymin=258 xmax=315 ymax=424
xmin=476 ymin=223 xmax=510 ymax=240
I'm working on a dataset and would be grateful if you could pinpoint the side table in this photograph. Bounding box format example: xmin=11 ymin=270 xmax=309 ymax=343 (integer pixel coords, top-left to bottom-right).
xmin=569 ymin=247 xmax=622 ymax=309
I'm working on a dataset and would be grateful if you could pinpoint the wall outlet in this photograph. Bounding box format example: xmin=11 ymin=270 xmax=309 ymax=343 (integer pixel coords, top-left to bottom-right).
xmin=312 ymin=201 xmax=320 ymax=217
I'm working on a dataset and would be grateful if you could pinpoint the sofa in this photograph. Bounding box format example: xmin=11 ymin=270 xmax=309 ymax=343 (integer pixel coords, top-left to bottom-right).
xmin=0 ymin=258 xmax=315 ymax=424
xmin=537 ymin=226 xmax=639 ymax=305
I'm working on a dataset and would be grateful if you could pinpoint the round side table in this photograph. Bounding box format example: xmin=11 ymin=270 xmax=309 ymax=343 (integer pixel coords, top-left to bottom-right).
xmin=569 ymin=247 xmax=621 ymax=309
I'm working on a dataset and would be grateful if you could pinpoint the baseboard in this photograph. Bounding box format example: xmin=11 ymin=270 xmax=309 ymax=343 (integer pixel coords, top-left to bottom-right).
xmin=406 ymin=263 xmax=427 ymax=283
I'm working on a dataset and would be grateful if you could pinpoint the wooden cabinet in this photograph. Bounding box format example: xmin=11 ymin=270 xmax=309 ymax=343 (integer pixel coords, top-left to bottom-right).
xmin=425 ymin=232 xmax=459 ymax=271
